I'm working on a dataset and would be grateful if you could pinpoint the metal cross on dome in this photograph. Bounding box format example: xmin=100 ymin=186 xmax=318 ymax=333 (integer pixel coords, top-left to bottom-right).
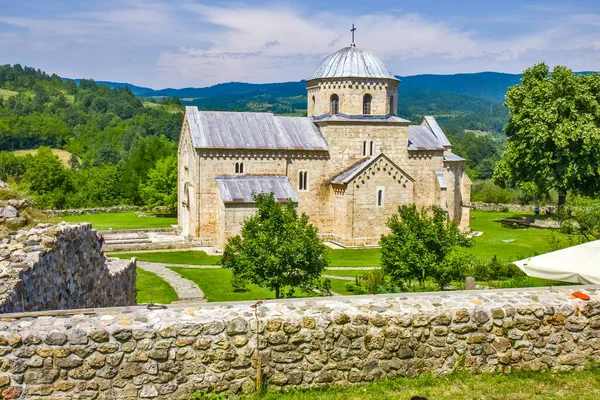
xmin=351 ymin=24 xmax=356 ymax=47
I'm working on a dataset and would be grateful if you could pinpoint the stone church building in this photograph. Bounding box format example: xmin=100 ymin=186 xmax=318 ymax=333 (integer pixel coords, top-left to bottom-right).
xmin=178 ymin=45 xmax=471 ymax=249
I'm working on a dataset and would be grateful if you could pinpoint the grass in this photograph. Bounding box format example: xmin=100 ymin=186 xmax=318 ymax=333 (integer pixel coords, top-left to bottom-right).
xmin=328 ymin=278 xmax=356 ymax=296
xmin=13 ymin=148 xmax=77 ymax=168
xmin=242 ymin=367 xmax=600 ymax=400
xmin=59 ymin=212 xmax=177 ymax=230
xmin=325 ymin=248 xmax=380 ymax=267
xmin=465 ymin=210 xmax=575 ymax=261
xmin=168 ymin=267 xmax=318 ymax=302
xmin=135 ymin=267 xmax=178 ymax=304
xmin=323 ymin=269 xmax=370 ymax=277
xmin=0 ymin=88 xmax=17 ymax=99
xmin=110 ymin=250 xmax=220 ymax=265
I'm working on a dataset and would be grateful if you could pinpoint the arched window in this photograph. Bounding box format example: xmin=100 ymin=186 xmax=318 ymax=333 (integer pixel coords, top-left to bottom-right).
xmin=370 ymin=141 xmax=374 ymax=155
xmin=363 ymin=94 xmax=372 ymax=115
xmin=330 ymin=94 xmax=339 ymax=115
xmin=298 ymin=170 xmax=308 ymax=191
xmin=362 ymin=141 xmax=367 ymax=156
xmin=184 ymin=148 xmax=189 ymax=170
xmin=389 ymin=95 xmax=394 ymax=115
xmin=235 ymin=162 xmax=244 ymax=174
xmin=311 ymin=95 xmax=316 ymax=115
xmin=377 ymin=188 xmax=384 ymax=207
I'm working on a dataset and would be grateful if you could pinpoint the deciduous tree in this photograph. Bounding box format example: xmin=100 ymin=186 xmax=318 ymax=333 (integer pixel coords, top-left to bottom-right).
xmin=493 ymin=63 xmax=600 ymax=207
xmin=221 ymin=192 xmax=329 ymax=299
xmin=380 ymin=204 xmax=472 ymax=290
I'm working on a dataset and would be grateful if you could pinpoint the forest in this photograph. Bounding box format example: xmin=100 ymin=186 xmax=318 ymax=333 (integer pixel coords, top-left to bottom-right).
xmin=0 ymin=63 xmax=508 ymax=210
xmin=0 ymin=64 xmax=183 ymax=210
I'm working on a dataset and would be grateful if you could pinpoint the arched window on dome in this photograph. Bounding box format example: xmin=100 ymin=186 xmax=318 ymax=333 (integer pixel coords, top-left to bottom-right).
xmin=363 ymin=94 xmax=372 ymax=115
xmin=311 ymin=95 xmax=316 ymax=115
xmin=330 ymin=94 xmax=339 ymax=115
xmin=389 ymin=95 xmax=395 ymax=115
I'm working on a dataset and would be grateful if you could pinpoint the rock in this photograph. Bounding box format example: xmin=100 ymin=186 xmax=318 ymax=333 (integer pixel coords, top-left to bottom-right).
xmin=5 ymin=217 xmax=26 ymax=230
xmin=2 ymin=206 xmax=18 ymax=218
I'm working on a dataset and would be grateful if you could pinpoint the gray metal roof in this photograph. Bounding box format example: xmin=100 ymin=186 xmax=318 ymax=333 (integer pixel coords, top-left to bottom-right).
xmin=435 ymin=169 xmax=447 ymax=189
xmin=443 ymin=153 xmax=465 ymax=162
xmin=216 ymin=176 xmax=298 ymax=204
xmin=423 ymin=116 xmax=452 ymax=148
xmin=186 ymin=107 xmax=328 ymax=151
xmin=313 ymin=113 xmax=410 ymax=123
xmin=408 ymin=125 xmax=446 ymax=151
xmin=331 ymin=153 xmax=415 ymax=185
xmin=331 ymin=155 xmax=378 ymax=185
xmin=310 ymin=47 xmax=398 ymax=81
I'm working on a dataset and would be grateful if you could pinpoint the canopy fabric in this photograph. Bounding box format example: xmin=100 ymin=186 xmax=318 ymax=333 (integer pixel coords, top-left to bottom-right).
xmin=514 ymin=239 xmax=600 ymax=285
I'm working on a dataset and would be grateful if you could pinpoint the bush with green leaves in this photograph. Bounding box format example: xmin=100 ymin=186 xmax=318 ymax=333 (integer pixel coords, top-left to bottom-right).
xmin=221 ymin=192 xmax=329 ymax=299
xmin=380 ymin=204 xmax=473 ymax=290
xmin=559 ymin=196 xmax=600 ymax=241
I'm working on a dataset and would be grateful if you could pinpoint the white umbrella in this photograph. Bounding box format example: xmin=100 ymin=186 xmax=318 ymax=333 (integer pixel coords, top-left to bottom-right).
xmin=514 ymin=239 xmax=600 ymax=284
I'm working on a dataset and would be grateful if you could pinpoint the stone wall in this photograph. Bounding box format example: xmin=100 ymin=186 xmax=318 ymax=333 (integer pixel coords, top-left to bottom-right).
xmin=43 ymin=207 xmax=171 ymax=217
xmin=0 ymin=286 xmax=598 ymax=399
xmin=471 ymin=202 xmax=554 ymax=213
xmin=0 ymin=223 xmax=136 ymax=314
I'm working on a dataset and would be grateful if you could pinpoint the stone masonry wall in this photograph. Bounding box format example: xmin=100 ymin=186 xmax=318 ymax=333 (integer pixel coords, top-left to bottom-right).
xmin=470 ymin=202 xmax=555 ymax=213
xmin=0 ymin=223 xmax=136 ymax=314
xmin=0 ymin=286 xmax=598 ymax=399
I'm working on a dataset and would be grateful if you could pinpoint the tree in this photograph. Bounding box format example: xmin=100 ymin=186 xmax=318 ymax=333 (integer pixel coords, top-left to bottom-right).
xmin=493 ymin=63 xmax=600 ymax=207
xmin=559 ymin=196 xmax=600 ymax=241
xmin=139 ymin=155 xmax=177 ymax=212
xmin=221 ymin=192 xmax=329 ymax=299
xmin=380 ymin=204 xmax=472 ymax=290
xmin=23 ymin=147 xmax=73 ymax=208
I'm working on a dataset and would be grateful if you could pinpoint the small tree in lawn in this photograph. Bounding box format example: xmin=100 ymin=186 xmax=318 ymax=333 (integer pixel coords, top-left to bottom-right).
xmin=380 ymin=204 xmax=473 ymax=290
xmin=221 ymin=192 xmax=329 ymax=299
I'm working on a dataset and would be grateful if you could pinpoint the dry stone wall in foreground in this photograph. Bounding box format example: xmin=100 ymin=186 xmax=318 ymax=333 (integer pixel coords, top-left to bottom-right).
xmin=0 ymin=287 xmax=598 ymax=398
xmin=0 ymin=223 xmax=136 ymax=313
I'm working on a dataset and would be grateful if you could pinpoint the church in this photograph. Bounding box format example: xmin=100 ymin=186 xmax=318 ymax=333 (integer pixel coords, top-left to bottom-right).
xmin=177 ymin=40 xmax=471 ymax=249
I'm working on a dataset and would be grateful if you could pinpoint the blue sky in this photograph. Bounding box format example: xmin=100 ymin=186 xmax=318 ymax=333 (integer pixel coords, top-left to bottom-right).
xmin=0 ymin=0 xmax=599 ymax=88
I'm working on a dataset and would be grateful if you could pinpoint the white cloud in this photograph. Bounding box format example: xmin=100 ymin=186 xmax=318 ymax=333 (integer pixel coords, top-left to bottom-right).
xmin=0 ymin=1 xmax=599 ymax=87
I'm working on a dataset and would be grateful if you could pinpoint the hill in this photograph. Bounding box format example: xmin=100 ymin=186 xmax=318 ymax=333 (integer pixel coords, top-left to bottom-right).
xmin=136 ymin=72 xmax=523 ymax=104
xmin=63 ymin=78 xmax=152 ymax=96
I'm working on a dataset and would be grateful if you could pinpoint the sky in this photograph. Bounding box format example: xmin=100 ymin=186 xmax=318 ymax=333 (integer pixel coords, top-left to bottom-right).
xmin=1 ymin=0 xmax=599 ymax=89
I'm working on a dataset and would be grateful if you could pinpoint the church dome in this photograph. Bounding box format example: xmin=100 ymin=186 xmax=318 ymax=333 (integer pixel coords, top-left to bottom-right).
xmin=309 ymin=46 xmax=397 ymax=81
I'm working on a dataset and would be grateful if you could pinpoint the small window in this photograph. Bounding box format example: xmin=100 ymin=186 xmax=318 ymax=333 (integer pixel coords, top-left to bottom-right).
xmin=376 ymin=187 xmax=384 ymax=207
xmin=298 ymin=170 xmax=308 ymax=191
xmin=370 ymin=141 xmax=374 ymax=155
xmin=311 ymin=95 xmax=316 ymax=114
xmin=389 ymin=95 xmax=394 ymax=115
xmin=330 ymin=94 xmax=339 ymax=115
xmin=362 ymin=141 xmax=367 ymax=156
xmin=235 ymin=162 xmax=244 ymax=174
xmin=363 ymin=94 xmax=372 ymax=115
xmin=184 ymin=148 xmax=189 ymax=170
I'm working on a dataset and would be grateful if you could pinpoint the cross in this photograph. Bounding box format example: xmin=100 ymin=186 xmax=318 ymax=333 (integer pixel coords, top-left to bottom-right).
xmin=350 ymin=24 xmax=356 ymax=47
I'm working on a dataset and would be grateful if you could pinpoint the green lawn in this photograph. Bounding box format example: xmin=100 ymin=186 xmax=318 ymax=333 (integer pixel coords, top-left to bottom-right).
xmin=324 ymin=269 xmax=371 ymax=277
xmin=59 ymin=212 xmax=177 ymax=230
xmin=110 ymin=250 xmax=220 ymax=265
xmin=240 ymin=367 xmax=600 ymax=400
xmin=465 ymin=210 xmax=575 ymax=261
xmin=328 ymin=278 xmax=356 ymax=295
xmin=136 ymin=267 xmax=178 ymax=304
xmin=168 ymin=267 xmax=322 ymax=302
xmin=325 ymin=247 xmax=380 ymax=267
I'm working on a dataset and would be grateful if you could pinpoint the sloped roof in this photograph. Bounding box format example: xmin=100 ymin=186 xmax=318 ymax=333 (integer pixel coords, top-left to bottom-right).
xmin=185 ymin=107 xmax=328 ymax=151
xmin=310 ymin=47 xmax=398 ymax=81
xmin=435 ymin=169 xmax=447 ymax=189
xmin=216 ymin=176 xmax=298 ymax=204
xmin=313 ymin=113 xmax=410 ymax=123
xmin=444 ymin=153 xmax=465 ymax=162
xmin=423 ymin=116 xmax=452 ymax=148
xmin=331 ymin=153 xmax=414 ymax=185
xmin=408 ymin=125 xmax=446 ymax=151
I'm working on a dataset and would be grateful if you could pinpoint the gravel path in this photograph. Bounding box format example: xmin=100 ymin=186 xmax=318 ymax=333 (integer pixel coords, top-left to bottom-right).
xmin=136 ymin=261 xmax=206 ymax=302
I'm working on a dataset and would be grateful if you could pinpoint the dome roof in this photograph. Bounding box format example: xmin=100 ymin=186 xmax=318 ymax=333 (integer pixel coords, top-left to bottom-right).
xmin=310 ymin=46 xmax=397 ymax=81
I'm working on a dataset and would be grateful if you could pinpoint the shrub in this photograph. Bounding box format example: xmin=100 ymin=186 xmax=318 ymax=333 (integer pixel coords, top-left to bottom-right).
xmin=471 ymin=181 xmax=515 ymax=204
